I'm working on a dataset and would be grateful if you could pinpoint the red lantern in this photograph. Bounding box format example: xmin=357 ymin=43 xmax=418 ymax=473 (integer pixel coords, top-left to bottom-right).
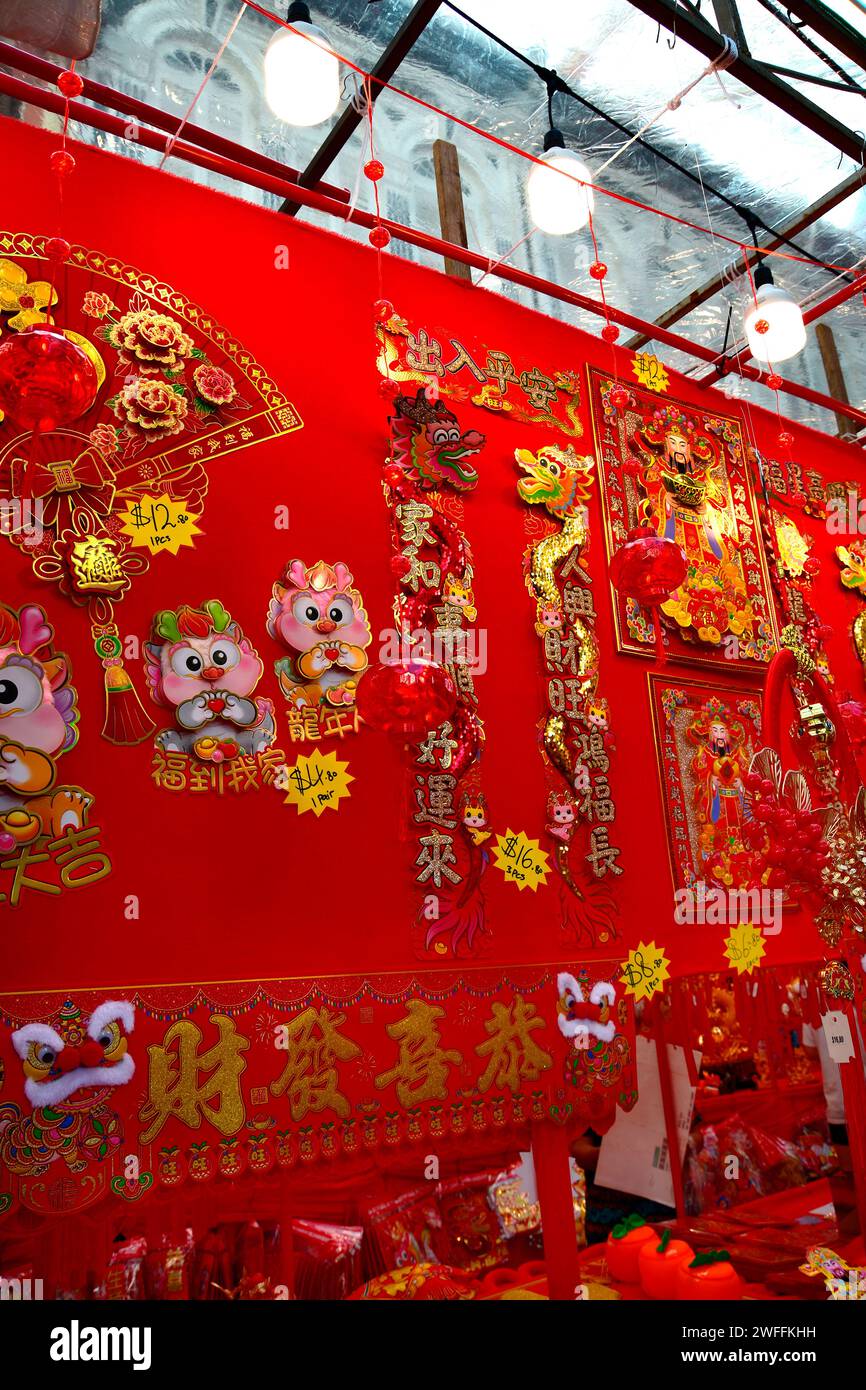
xmin=609 ymin=525 xmax=686 ymax=666
xmin=357 ymin=658 xmax=457 ymax=737
xmin=0 ymin=326 xmax=98 ymax=432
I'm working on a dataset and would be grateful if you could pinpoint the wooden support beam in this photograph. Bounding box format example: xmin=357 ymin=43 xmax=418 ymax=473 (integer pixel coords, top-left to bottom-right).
xmin=816 ymin=322 xmax=854 ymax=436
xmin=432 ymin=139 xmax=473 ymax=282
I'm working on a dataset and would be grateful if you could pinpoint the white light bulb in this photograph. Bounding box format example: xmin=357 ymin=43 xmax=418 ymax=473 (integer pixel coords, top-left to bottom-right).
xmin=264 ymin=20 xmax=340 ymax=127
xmin=527 ymin=144 xmax=594 ymax=236
xmin=744 ymin=282 xmax=806 ymax=363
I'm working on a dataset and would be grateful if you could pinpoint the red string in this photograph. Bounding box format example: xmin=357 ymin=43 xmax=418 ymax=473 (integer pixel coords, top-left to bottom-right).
xmin=242 ymin=0 xmax=865 ymax=281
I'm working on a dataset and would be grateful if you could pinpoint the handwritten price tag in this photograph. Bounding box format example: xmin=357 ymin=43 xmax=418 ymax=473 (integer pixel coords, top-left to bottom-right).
xmin=281 ymin=748 xmax=353 ymax=817
xmin=620 ymin=941 xmax=670 ymax=1002
xmin=493 ymin=829 xmax=550 ymax=892
xmin=119 ymin=492 xmax=202 ymax=556
xmin=723 ymin=923 xmax=766 ymax=976
xmin=821 ymin=1011 xmax=855 ymax=1064
xmin=631 ymin=352 xmax=669 ymax=394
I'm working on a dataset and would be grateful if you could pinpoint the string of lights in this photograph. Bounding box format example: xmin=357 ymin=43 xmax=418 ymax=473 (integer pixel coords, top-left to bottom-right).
xmin=442 ymin=0 xmax=857 ymax=284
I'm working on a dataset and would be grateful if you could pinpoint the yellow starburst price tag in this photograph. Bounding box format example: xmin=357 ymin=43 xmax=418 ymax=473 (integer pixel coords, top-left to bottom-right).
xmin=631 ymin=352 xmax=669 ymax=394
xmin=723 ymin=922 xmax=766 ymax=976
xmin=620 ymin=941 xmax=670 ymax=1001
xmin=119 ymin=492 xmax=203 ymax=556
xmin=281 ymin=748 xmax=353 ymax=817
xmin=493 ymin=829 xmax=550 ymax=892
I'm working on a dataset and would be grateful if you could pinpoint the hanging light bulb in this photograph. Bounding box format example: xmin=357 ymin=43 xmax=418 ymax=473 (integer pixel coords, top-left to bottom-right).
xmin=744 ymin=263 xmax=806 ymax=364
xmin=527 ymin=127 xmax=594 ymax=236
xmin=264 ymin=2 xmax=340 ymax=127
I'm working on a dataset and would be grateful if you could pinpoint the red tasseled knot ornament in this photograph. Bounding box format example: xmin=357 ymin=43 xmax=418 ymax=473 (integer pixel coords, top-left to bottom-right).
xmin=765 ymin=373 xmax=783 ymax=391
xmin=364 ymin=159 xmax=385 ymax=181
xmin=57 ymin=69 xmax=84 ymax=98
xmin=609 ymin=525 xmax=687 ymax=667
xmin=753 ymin=318 xmax=770 ymax=335
xmin=610 ymin=526 xmax=686 ymax=608
xmin=357 ymin=659 xmax=457 ymax=737
xmin=390 ymin=554 xmax=412 ymax=579
xmin=601 ymin=323 xmax=620 ymax=344
xmin=609 ymin=384 xmax=630 ymax=410
xmin=589 ymin=261 xmax=608 ymax=280
xmin=373 ymin=297 xmax=394 ymax=322
xmin=45 ymin=236 xmax=71 ymax=263
xmin=49 ymin=150 xmax=76 ymax=177
xmin=369 ymin=226 xmax=391 ymax=249
xmin=0 ymin=326 xmax=98 ymax=432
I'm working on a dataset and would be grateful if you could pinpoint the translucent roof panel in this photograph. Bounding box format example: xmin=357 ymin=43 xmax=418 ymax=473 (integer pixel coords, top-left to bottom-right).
xmin=1 ymin=0 xmax=864 ymax=432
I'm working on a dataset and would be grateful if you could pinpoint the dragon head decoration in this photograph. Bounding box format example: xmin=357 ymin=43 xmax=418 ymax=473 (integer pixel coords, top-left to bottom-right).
xmin=390 ymin=389 xmax=485 ymax=491
xmin=515 ymin=445 xmax=595 ymax=519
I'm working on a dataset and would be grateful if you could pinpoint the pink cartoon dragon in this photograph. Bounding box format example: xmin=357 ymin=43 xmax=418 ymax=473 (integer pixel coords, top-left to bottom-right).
xmin=0 ymin=603 xmax=91 ymax=848
xmin=145 ymin=599 xmax=275 ymax=759
xmin=267 ymin=559 xmax=372 ymax=708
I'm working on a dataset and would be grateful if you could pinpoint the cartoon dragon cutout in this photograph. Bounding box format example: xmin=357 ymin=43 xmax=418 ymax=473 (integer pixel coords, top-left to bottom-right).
xmin=268 ymin=559 xmax=372 ymax=709
xmin=0 ymin=603 xmax=92 ymax=849
xmin=145 ymin=599 xmax=275 ymax=760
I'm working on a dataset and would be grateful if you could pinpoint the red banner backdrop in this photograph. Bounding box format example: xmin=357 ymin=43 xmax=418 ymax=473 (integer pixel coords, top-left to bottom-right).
xmin=1 ymin=119 xmax=865 ymax=1218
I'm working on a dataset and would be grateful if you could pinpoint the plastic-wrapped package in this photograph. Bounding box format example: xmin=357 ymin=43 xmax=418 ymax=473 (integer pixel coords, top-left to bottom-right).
xmin=104 ymin=1235 xmax=147 ymax=1301
xmin=437 ymin=1173 xmax=507 ymax=1273
xmin=365 ymin=1188 xmax=445 ymax=1272
xmin=685 ymin=1115 xmax=811 ymax=1214
xmin=290 ymin=1220 xmax=364 ymax=1301
xmin=145 ymin=1229 xmax=194 ymax=1300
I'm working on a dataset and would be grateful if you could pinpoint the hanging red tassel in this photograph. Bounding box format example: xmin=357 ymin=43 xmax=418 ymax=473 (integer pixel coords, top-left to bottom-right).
xmin=92 ymin=621 xmax=155 ymax=746
xmin=101 ymin=662 xmax=155 ymax=745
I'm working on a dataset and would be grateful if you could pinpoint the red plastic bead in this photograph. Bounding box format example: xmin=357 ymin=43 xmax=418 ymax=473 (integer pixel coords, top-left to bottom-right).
xmin=753 ymin=318 xmax=770 ymax=335
xmin=610 ymin=385 xmax=630 ymax=409
xmin=57 ymin=69 xmax=84 ymax=98
xmin=364 ymin=159 xmax=385 ymax=182
xmin=373 ymin=297 xmax=394 ymax=322
xmin=765 ymin=373 xmax=783 ymax=391
xmin=589 ymin=260 xmax=608 ymax=280
xmin=778 ymin=430 xmax=794 ymax=448
xmin=390 ymin=554 xmax=412 ymax=579
xmin=0 ymin=326 xmax=98 ymax=432
xmin=49 ymin=150 xmax=76 ymax=177
xmin=357 ymin=659 xmax=457 ymax=738
xmin=601 ymin=323 xmax=620 ymax=344
xmin=45 ymin=236 xmax=71 ymax=263
xmin=369 ymin=226 xmax=391 ymax=250
xmin=383 ymin=464 xmax=405 ymax=490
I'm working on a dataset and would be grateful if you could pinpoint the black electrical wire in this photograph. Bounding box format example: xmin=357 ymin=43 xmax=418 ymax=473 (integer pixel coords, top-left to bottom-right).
xmin=754 ymin=0 xmax=866 ymax=93
xmin=443 ymin=0 xmax=858 ymax=283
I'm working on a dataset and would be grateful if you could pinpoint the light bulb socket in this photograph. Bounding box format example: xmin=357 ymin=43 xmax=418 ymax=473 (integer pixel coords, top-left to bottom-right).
xmin=754 ymin=262 xmax=774 ymax=291
xmin=287 ymin=1 xmax=313 ymax=22
xmin=543 ymin=127 xmax=565 ymax=153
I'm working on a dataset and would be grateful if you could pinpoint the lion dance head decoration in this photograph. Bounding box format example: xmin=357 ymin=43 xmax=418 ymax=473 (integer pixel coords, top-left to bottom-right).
xmin=0 ymin=998 xmax=134 ymax=1176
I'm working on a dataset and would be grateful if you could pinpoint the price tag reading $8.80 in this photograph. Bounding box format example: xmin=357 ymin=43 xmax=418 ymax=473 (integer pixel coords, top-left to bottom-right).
xmin=619 ymin=941 xmax=671 ymax=1002
xmin=492 ymin=830 xmax=550 ymax=892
